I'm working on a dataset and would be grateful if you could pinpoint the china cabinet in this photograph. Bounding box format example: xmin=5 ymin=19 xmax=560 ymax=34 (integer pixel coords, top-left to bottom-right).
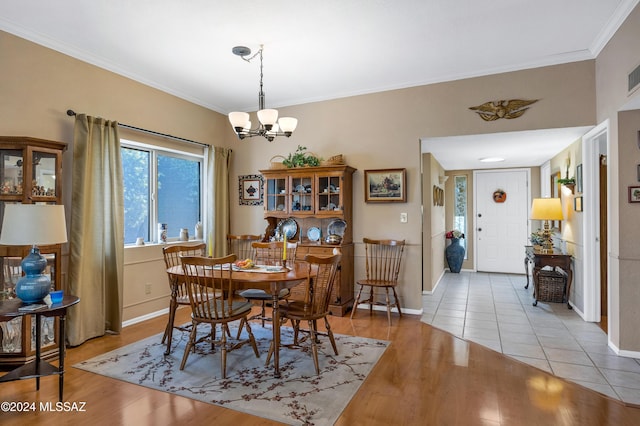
xmin=260 ymin=165 xmax=356 ymax=315
xmin=0 ymin=136 xmax=67 ymax=365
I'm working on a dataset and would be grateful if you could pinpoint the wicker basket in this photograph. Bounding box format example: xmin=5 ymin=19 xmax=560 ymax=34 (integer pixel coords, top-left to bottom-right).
xmin=269 ymin=155 xmax=287 ymax=169
xmin=537 ymin=270 xmax=566 ymax=303
xmin=321 ymin=154 xmax=344 ymax=166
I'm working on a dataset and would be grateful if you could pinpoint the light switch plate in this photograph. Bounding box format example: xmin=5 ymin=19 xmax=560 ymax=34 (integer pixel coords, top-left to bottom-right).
xmin=400 ymin=212 xmax=408 ymax=223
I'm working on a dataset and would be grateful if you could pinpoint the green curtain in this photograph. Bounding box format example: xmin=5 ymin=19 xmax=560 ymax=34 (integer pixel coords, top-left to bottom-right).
xmin=206 ymin=146 xmax=231 ymax=257
xmin=67 ymin=114 xmax=124 ymax=346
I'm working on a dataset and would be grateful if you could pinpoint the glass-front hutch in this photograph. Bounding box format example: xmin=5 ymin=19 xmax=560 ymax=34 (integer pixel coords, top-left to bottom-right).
xmin=0 ymin=136 xmax=66 ymax=365
xmin=260 ymin=164 xmax=356 ymax=315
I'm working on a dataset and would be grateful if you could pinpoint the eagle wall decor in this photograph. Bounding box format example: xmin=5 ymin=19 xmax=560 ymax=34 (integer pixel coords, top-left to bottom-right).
xmin=469 ymin=99 xmax=538 ymax=121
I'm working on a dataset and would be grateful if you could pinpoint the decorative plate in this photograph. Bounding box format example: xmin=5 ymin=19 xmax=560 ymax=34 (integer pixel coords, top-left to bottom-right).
xmin=307 ymin=226 xmax=321 ymax=242
xmin=327 ymin=202 xmax=337 ymax=211
xmin=327 ymin=219 xmax=347 ymax=237
xmin=279 ymin=218 xmax=298 ymax=239
xmin=295 ymin=184 xmax=306 ymax=193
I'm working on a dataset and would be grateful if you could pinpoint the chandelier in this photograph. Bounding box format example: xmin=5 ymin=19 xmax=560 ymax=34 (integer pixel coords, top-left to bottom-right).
xmin=228 ymin=45 xmax=298 ymax=142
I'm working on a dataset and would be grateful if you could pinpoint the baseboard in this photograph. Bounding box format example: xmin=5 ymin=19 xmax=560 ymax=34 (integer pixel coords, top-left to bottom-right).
xmin=122 ymin=307 xmax=169 ymax=328
xmin=352 ymin=304 xmax=423 ymax=316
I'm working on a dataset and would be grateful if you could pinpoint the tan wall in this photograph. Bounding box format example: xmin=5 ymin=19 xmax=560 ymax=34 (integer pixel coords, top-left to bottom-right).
xmin=547 ymin=139 xmax=585 ymax=311
xmin=0 ymin=30 xmax=227 ymax=321
xmin=594 ymin=4 xmax=640 ymax=351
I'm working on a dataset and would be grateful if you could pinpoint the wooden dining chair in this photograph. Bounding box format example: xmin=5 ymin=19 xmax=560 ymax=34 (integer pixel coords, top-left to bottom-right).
xmin=226 ymin=234 xmax=261 ymax=260
xmin=351 ymin=238 xmax=405 ymax=325
xmin=266 ymin=253 xmax=341 ymax=374
xmin=237 ymin=241 xmax=298 ymax=328
xmin=161 ymin=243 xmax=208 ymax=355
xmin=179 ymin=254 xmax=259 ymax=378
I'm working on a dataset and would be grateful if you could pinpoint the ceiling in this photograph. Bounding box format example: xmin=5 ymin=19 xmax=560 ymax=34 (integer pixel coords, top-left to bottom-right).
xmin=1 ymin=0 xmax=638 ymax=169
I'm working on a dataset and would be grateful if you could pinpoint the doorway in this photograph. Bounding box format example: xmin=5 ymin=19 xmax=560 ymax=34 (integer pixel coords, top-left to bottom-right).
xmin=581 ymin=121 xmax=609 ymax=323
xmin=474 ymin=169 xmax=530 ymax=273
xmin=599 ymin=154 xmax=608 ymax=333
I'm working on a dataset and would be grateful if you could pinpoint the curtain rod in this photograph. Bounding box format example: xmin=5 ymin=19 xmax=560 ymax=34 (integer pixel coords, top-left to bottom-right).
xmin=66 ymin=109 xmax=212 ymax=148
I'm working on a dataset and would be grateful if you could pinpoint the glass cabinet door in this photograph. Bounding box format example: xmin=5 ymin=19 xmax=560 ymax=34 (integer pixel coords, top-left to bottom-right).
xmin=264 ymin=176 xmax=288 ymax=215
xmin=27 ymin=147 xmax=61 ymax=202
xmin=290 ymin=174 xmax=314 ymax=215
xmin=0 ymin=149 xmax=24 ymax=197
xmin=316 ymin=173 xmax=342 ymax=214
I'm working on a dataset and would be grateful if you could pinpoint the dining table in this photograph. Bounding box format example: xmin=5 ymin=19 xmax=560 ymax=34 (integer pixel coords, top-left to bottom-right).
xmin=167 ymin=261 xmax=308 ymax=378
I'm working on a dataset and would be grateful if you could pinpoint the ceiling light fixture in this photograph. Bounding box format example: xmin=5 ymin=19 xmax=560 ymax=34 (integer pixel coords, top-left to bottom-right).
xmin=479 ymin=157 xmax=505 ymax=163
xmin=228 ymin=45 xmax=298 ymax=142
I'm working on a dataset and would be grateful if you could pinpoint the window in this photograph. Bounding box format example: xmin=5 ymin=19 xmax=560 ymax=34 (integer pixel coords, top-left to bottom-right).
xmin=121 ymin=140 xmax=203 ymax=245
xmin=453 ymin=175 xmax=467 ymax=256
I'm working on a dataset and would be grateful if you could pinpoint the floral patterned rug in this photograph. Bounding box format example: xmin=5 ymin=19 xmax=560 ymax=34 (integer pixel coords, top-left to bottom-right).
xmin=74 ymin=324 xmax=389 ymax=425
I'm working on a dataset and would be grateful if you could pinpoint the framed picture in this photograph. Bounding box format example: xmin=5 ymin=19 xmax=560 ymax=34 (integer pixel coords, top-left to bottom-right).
xmin=629 ymin=186 xmax=640 ymax=203
xmin=576 ymin=164 xmax=583 ymax=193
xmin=574 ymin=196 xmax=583 ymax=212
xmin=637 ymin=164 xmax=640 ymax=182
xmin=364 ymin=168 xmax=407 ymax=202
xmin=238 ymin=174 xmax=263 ymax=206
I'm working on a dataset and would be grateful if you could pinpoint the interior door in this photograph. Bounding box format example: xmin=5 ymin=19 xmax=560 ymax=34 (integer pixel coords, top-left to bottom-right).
xmin=475 ymin=169 xmax=530 ymax=273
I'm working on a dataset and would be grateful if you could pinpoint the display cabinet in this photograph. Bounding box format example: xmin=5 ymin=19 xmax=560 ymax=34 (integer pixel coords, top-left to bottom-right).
xmin=0 ymin=136 xmax=67 ymax=365
xmin=260 ymin=165 xmax=356 ymax=315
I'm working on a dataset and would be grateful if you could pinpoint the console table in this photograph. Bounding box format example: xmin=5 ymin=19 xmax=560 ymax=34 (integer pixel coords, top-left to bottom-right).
xmin=0 ymin=296 xmax=79 ymax=401
xmin=524 ymin=246 xmax=572 ymax=309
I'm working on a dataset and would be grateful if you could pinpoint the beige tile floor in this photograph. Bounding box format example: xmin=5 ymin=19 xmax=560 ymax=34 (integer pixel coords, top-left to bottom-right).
xmin=421 ymin=271 xmax=640 ymax=405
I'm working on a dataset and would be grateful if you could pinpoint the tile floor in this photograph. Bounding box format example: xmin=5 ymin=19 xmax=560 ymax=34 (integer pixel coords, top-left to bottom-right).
xmin=421 ymin=271 xmax=640 ymax=406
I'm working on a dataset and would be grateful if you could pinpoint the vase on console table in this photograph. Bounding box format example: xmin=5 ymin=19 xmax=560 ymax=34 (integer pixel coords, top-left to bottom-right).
xmin=445 ymin=238 xmax=465 ymax=273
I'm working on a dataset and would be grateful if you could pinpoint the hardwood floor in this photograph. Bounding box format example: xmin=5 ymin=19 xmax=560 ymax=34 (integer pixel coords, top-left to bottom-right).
xmin=2 ymin=306 xmax=640 ymax=425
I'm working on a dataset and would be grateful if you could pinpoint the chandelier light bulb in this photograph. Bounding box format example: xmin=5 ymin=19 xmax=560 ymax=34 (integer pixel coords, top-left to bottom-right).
xmin=228 ymin=111 xmax=250 ymax=132
xmin=257 ymin=108 xmax=278 ymax=129
xmin=278 ymin=117 xmax=298 ymax=135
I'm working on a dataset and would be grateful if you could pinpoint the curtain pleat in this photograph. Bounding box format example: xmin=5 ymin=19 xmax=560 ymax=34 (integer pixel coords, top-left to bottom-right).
xmin=206 ymin=147 xmax=231 ymax=257
xmin=67 ymin=114 xmax=124 ymax=346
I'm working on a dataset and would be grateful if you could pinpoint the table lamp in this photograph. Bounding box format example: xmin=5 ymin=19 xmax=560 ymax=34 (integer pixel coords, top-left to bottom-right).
xmin=0 ymin=204 xmax=68 ymax=304
xmin=530 ymin=198 xmax=563 ymax=253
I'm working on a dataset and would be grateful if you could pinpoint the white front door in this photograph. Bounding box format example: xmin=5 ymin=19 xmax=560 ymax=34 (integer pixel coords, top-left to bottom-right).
xmin=475 ymin=169 xmax=530 ymax=273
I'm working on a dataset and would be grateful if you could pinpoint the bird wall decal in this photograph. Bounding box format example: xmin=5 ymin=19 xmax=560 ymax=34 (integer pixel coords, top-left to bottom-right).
xmin=469 ymin=99 xmax=539 ymax=121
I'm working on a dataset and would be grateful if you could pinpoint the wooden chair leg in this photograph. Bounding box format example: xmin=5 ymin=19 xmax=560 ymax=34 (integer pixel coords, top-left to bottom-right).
xmin=308 ymin=320 xmax=320 ymax=374
xmin=265 ymin=341 xmax=274 ymax=366
xmin=325 ymin=317 xmax=338 ymax=355
xmin=180 ymin=321 xmax=197 ymax=370
xmin=220 ymin=330 xmax=227 ymax=379
xmin=236 ymin=318 xmax=246 ymax=339
xmin=244 ymin=319 xmax=260 ymax=358
xmin=162 ymin=299 xmax=178 ymax=354
xmin=351 ymin=284 xmax=365 ymax=319
xmin=392 ymin=286 xmax=402 ymax=317
xmin=368 ymin=286 xmax=375 ymax=315
xmin=384 ymin=287 xmax=393 ymax=325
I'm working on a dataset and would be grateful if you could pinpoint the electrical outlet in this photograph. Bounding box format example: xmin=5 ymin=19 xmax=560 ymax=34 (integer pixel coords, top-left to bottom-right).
xmin=400 ymin=212 xmax=408 ymax=223
xmin=144 ymin=283 xmax=152 ymax=295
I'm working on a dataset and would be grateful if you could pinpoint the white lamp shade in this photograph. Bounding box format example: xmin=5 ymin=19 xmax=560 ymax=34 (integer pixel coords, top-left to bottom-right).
xmin=0 ymin=204 xmax=68 ymax=246
xmin=228 ymin=111 xmax=250 ymax=129
xmin=278 ymin=117 xmax=298 ymax=133
xmin=257 ymin=108 xmax=278 ymax=126
xmin=530 ymin=198 xmax=564 ymax=221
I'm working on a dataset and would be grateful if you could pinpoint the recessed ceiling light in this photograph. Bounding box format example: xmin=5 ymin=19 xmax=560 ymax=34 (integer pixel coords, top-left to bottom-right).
xmin=479 ymin=157 xmax=505 ymax=163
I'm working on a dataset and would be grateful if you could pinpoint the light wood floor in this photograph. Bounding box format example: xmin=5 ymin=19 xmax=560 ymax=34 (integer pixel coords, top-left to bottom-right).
xmin=2 ymin=307 xmax=640 ymax=425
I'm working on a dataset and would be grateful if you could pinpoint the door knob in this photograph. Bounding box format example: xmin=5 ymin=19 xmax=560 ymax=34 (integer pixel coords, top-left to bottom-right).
xmin=478 ymin=213 xmax=482 ymax=217
xmin=478 ymin=228 xmax=482 ymax=232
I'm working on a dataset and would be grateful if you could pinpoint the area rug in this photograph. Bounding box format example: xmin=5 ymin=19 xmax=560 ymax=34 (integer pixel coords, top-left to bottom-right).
xmin=74 ymin=324 xmax=389 ymax=425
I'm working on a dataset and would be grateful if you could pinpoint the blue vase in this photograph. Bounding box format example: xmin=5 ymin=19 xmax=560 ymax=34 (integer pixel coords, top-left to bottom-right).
xmin=446 ymin=238 xmax=465 ymax=273
xmin=15 ymin=246 xmax=51 ymax=304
